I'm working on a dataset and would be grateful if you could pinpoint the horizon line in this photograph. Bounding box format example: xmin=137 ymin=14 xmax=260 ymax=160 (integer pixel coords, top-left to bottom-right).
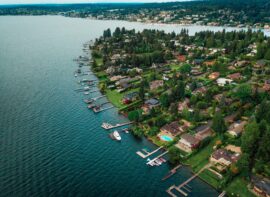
xmin=0 ymin=0 xmax=193 ymax=6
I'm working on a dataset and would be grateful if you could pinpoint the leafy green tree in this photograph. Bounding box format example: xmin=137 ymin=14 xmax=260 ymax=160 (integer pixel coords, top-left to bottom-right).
xmin=128 ymin=110 xmax=141 ymax=122
xmin=160 ymin=93 xmax=170 ymax=108
xmin=241 ymin=121 xmax=260 ymax=174
xmin=139 ymin=81 xmax=145 ymax=101
xmin=211 ymin=111 xmax=226 ymax=135
xmin=180 ymin=64 xmax=191 ymax=75
xmin=265 ymin=49 xmax=270 ymax=60
xmin=235 ymin=84 xmax=253 ymax=103
xmin=176 ymin=80 xmax=185 ymax=99
xmin=256 ymin=125 xmax=270 ymax=163
xmin=237 ymin=153 xmax=250 ymax=177
xmin=131 ymin=126 xmax=144 ymax=138
xmin=168 ymin=146 xmax=181 ymax=164
xmin=170 ymin=103 xmax=178 ymax=116
xmin=255 ymin=99 xmax=270 ymax=123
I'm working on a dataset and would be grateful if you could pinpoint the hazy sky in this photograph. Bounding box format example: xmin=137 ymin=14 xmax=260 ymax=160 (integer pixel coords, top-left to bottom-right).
xmin=0 ymin=0 xmax=185 ymax=5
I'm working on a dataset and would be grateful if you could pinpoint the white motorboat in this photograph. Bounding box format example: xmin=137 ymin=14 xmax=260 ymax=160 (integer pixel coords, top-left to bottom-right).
xmin=112 ymin=130 xmax=121 ymax=141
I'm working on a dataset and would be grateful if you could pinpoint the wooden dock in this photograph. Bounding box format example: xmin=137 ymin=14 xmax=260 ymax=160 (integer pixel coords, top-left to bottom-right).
xmin=166 ymin=163 xmax=211 ymax=196
xmin=146 ymin=150 xmax=169 ymax=165
xmin=101 ymin=122 xmax=133 ymax=130
xmin=218 ymin=191 xmax=226 ymax=197
xmin=162 ymin=164 xmax=182 ymax=181
xmin=136 ymin=146 xmax=164 ymax=159
xmin=94 ymin=106 xmax=114 ymax=113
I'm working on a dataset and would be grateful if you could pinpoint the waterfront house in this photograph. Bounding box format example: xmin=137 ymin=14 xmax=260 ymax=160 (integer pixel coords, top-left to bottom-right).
xmin=194 ymin=124 xmax=213 ymax=141
xmin=210 ymin=149 xmax=241 ymax=171
xmin=116 ymin=77 xmax=131 ymax=89
xmin=251 ymin=175 xmax=270 ymax=197
xmin=208 ymin=72 xmax=220 ymax=80
xmin=110 ymin=75 xmax=126 ymax=82
xmin=227 ymin=120 xmax=247 ymax=137
xmin=150 ymin=80 xmax=164 ymax=91
xmin=217 ymin=78 xmax=233 ymax=87
xmin=141 ymin=98 xmax=160 ymax=114
xmin=122 ymin=92 xmax=138 ymax=104
xmin=175 ymin=133 xmax=200 ymax=153
xmin=160 ymin=120 xmax=190 ymax=138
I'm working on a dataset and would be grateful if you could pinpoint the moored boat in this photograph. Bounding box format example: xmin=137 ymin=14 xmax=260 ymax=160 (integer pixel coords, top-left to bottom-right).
xmin=112 ymin=130 xmax=121 ymax=141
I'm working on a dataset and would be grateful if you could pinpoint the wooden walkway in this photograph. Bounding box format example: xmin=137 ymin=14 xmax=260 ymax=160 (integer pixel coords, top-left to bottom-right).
xmin=162 ymin=164 xmax=182 ymax=181
xmin=167 ymin=164 xmax=211 ymax=197
xmin=136 ymin=146 xmax=164 ymax=158
xmin=218 ymin=191 xmax=226 ymax=197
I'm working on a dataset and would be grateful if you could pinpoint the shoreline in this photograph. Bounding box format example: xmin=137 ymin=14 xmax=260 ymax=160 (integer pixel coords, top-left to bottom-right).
xmin=83 ymin=44 xmax=223 ymax=194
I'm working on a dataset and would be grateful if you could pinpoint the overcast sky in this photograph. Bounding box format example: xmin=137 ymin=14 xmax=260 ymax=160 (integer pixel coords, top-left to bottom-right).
xmin=0 ymin=0 xmax=186 ymax=5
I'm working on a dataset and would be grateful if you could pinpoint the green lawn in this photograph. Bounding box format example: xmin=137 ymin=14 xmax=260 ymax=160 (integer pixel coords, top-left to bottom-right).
xmin=185 ymin=136 xmax=218 ymax=172
xmin=105 ymin=88 xmax=139 ymax=108
xmin=106 ymin=89 xmax=125 ymax=108
xmin=199 ymin=169 xmax=220 ymax=189
xmin=225 ymin=177 xmax=255 ymax=197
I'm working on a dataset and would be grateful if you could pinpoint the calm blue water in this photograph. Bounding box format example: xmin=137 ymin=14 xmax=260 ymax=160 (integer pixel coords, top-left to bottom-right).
xmin=0 ymin=16 xmax=222 ymax=197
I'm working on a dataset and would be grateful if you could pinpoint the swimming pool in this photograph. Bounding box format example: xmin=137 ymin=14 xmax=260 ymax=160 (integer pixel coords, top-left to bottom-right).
xmin=160 ymin=135 xmax=173 ymax=142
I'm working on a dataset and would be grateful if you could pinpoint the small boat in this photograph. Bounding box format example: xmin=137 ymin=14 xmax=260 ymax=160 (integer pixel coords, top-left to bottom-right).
xmin=160 ymin=158 xmax=166 ymax=163
xmin=84 ymin=99 xmax=93 ymax=104
xmin=112 ymin=130 xmax=121 ymax=141
xmin=84 ymin=92 xmax=89 ymax=95
xmin=88 ymin=104 xmax=95 ymax=109
xmin=74 ymin=74 xmax=78 ymax=77
xmin=84 ymin=86 xmax=90 ymax=91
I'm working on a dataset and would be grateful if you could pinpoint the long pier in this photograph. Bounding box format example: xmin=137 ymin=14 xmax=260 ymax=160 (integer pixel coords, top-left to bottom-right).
xmin=166 ymin=164 xmax=211 ymax=197
xmin=136 ymin=146 xmax=164 ymax=159
xmin=146 ymin=151 xmax=169 ymax=165
xmin=101 ymin=122 xmax=133 ymax=130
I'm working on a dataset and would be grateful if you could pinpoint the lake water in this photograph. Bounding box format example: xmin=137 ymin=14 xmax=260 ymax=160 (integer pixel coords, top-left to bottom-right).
xmin=0 ymin=15 xmax=248 ymax=197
